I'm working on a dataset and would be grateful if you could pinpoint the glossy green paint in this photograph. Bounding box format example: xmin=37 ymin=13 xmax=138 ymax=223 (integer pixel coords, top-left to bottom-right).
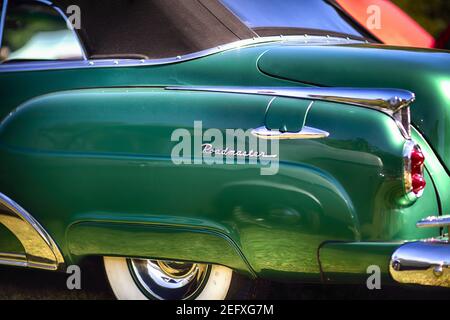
xmin=265 ymin=97 xmax=312 ymax=132
xmin=319 ymin=242 xmax=401 ymax=283
xmin=258 ymin=44 xmax=450 ymax=176
xmin=67 ymin=222 xmax=254 ymax=277
xmin=0 ymin=40 xmax=446 ymax=281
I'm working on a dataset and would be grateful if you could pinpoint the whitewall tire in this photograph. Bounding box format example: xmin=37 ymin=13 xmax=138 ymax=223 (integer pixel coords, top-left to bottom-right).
xmin=103 ymin=257 xmax=234 ymax=300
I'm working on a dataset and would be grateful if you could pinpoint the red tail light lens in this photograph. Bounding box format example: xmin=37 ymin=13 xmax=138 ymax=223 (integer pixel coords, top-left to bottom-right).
xmin=404 ymin=141 xmax=425 ymax=197
xmin=412 ymin=174 xmax=426 ymax=194
xmin=411 ymin=149 xmax=425 ymax=171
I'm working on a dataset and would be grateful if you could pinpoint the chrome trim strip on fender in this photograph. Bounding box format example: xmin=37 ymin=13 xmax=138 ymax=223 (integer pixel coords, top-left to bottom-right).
xmin=417 ymin=215 xmax=450 ymax=228
xmin=166 ymin=86 xmax=415 ymax=113
xmin=0 ymin=193 xmax=64 ymax=270
xmin=0 ymin=252 xmax=27 ymax=268
xmin=390 ymin=241 xmax=450 ymax=288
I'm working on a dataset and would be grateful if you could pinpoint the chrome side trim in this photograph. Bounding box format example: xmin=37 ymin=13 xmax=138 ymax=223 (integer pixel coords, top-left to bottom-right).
xmin=0 ymin=35 xmax=362 ymax=72
xmin=0 ymin=252 xmax=27 ymax=268
xmin=251 ymin=126 xmax=329 ymax=140
xmin=417 ymin=215 xmax=450 ymax=228
xmin=0 ymin=0 xmax=8 ymax=48
xmin=166 ymin=86 xmax=415 ymax=113
xmin=0 ymin=193 xmax=64 ymax=270
xmin=390 ymin=241 xmax=450 ymax=288
xmin=46 ymin=0 xmax=88 ymax=61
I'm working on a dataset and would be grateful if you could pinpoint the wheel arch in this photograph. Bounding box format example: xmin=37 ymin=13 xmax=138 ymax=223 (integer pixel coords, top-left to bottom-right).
xmin=66 ymin=220 xmax=256 ymax=278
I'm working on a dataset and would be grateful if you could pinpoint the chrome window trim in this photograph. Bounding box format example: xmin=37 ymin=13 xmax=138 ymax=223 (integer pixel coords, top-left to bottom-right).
xmin=0 ymin=0 xmax=8 ymax=48
xmin=0 ymin=35 xmax=363 ymax=72
xmin=46 ymin=0 xmax=88 ymax=60
xmin=36 ymin=0 xmax=51 ymax=5
xmin=0 ymin=0 xmax=87 ymax=63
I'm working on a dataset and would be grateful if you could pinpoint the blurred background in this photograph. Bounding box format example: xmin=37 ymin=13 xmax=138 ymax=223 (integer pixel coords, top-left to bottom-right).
xmin=335 ymin=0 xmax=449 ymax=49
xmin=393 ymin=0 xmax=449 ymax=37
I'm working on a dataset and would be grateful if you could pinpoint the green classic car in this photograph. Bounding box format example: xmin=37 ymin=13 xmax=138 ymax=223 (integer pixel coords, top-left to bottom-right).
xmin=0 ymin=0 xmax=449 ymax=300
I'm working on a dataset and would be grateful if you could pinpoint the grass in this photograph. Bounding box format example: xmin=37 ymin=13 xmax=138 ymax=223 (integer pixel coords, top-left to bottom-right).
xmin=1 ymin=257 xmax=450 ymax=299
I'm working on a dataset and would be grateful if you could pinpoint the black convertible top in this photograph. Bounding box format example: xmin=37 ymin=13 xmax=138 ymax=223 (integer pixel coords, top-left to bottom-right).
xmin=54 ymin=0 xmax=255 ymax=59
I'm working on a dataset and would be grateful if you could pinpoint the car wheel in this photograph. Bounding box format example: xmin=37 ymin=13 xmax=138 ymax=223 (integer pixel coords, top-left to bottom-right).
xmin=104 ymin=257 xmax=246 ymax=300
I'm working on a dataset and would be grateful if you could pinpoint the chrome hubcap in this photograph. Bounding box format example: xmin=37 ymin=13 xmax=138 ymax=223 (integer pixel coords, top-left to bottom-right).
xmin=128 ymin=259 xmax=211 ymax=300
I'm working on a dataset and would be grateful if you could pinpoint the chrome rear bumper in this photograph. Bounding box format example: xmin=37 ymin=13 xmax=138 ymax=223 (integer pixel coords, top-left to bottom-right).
xmin=390 ymin=240 xmax=450 ymax=288
xmin=390 ymin=214 xmax=450 ymax=288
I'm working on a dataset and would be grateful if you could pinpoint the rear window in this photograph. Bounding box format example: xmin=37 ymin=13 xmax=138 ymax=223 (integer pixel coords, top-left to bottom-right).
xmin=220 ymin=0 xmax=364 ymax=37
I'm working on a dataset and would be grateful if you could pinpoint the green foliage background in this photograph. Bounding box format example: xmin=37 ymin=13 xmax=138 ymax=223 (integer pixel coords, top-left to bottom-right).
xmin=392 ymin=0 xmax=450 ymax=37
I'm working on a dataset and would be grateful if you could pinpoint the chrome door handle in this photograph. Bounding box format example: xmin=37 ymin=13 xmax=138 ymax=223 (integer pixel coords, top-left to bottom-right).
xmin=251 ymin=126 xmax=329 ymax=140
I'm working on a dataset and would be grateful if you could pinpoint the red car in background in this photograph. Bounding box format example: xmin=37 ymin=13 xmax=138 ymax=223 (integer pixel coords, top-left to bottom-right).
xmin=334 ymin=0 xmax=448 ymax=49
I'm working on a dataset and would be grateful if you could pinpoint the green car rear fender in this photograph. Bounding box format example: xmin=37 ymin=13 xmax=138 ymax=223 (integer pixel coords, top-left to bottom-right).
xmin=0 ymin=85 xmax=438 ymax=279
